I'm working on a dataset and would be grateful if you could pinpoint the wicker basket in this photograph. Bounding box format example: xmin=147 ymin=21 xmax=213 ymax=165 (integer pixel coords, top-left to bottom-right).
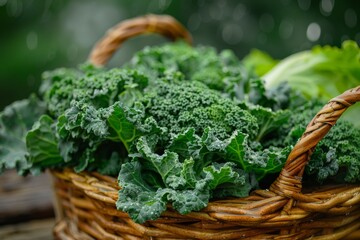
xmin=51 ymin=15 xmax=360 ymax=239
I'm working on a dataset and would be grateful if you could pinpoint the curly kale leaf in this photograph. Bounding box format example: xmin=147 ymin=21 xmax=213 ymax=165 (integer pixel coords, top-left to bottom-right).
xmin=249 ymin=106 xmax=291 ymax=143
xmin=113 ymin=76 xmax=293 ymax=223
xmin=269 ymin=99 xmax=360 ymax=184
xmin=224 ymin=131 xmax=291 ymax=180
xmin=43 ymin=68 xmax=151 ymax=173
xmin=132 ymin=80 xmax=259 ymax=143
xmin=106 ymin=104 xmax=143 ymax=151
xmin=26 ymin=115 xmax=62 ymax=169
xmin=56 ymin=100 xmax=142 ymax=173
xmin=127 ymin=42 xmax=250 ymax=92
xmin=116 ymin=161 xmax=168 ymax=223
xmin=41 ymin=66 xmax=148 ymax=118
xmin=305 ymin=121 xmax=360 ymax=183
xmin=0 ymin=95 xmax=46 ymax=175
xmin=117 ymin=132 xmax=254 ymax=223
xmin=127 ymin=42 xmax=293 ymax=111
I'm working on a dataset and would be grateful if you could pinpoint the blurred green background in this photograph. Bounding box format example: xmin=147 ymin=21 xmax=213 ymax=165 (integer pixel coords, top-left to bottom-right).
xmin=1 ymin=0 xmax=359 ymax=110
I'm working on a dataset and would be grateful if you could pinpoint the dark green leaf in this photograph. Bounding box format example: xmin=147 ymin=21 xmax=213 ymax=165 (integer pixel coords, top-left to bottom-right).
xmin=107 ymin=104 xmax=142 ymax=151
xmin=0 ymin=95 xmax=46 ymax=174
xmin=26 ymin=115 xmax=62 ymax=167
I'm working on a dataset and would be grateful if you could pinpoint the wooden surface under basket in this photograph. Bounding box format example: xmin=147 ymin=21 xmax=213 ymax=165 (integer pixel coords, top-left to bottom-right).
xmin=51 ymin=15 xmax=360 ymax=239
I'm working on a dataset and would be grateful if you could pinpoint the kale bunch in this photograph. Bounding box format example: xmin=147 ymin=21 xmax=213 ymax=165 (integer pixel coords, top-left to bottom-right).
xmin=1 ymin=42 xmax=359 ymax=223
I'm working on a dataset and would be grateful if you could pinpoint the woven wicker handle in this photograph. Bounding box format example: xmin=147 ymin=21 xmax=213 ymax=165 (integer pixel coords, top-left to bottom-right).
xmin=270 ymin=86 xmax=360 ymax=196
xmin=88 ymin=14 xmax=192 ymax=66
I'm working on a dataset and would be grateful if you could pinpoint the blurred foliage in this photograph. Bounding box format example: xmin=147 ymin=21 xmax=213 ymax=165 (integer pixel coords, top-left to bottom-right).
xmin=0 ymin=0 xmax=359 ymax=109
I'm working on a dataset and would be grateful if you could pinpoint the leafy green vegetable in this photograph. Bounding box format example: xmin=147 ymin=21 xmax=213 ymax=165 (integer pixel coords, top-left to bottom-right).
xmin=304 ymin=120 xmax=360 ymax=183
xmin=0 ymin=41 xmax=359 ymax=224
xmin=247 ymin=41 xmax=360 ymax=127
xmin=117 ymin=134 xmax=254 ymax=222
xmin=126 ymin=42 xmax=248 ymax=93
xmin=47 ymin=68 xmax=150 ymax=173
xmin=269 ymin=99 xmax=360 ymax=184
xmin=107 ymin=104 xmax=142 ymax=152
xmin=112 ymin=76 xmax=291 ymax=221
xmin=131 ymin=79 xmax=259 ymax=141
xmin=224 ymin=131 xmax=291 ymax=180
xmin=263 ymin=41 xmax=360 ymax=98
xmin=26 ymin=115 xmax=62 ymax=168
xmin=41 ymin=66 xmax=148 ymax=117
xmin=0 ymin=95 xmax=46 ymax=175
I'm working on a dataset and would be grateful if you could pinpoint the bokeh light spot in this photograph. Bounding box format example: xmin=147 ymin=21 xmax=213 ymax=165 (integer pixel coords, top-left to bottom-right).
xmin=0 ymin=0 xmax=7 ymax=7
xmin=320 ymin=0 xmax=334 ymax=16
xmin=26 ymin=31 xmax=38 ymax=50
xmin=306 ymin=22 xmax=321 ymax=42
xmin=6 ymin=0 xmax=22 ymax=17
xmin=222 ymin=23 xmax=243 ymax=45
xmin=344 ymin=9 xmax=357 ymax=28
xmin=233 ymin=3 xmax=246 ymax=21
